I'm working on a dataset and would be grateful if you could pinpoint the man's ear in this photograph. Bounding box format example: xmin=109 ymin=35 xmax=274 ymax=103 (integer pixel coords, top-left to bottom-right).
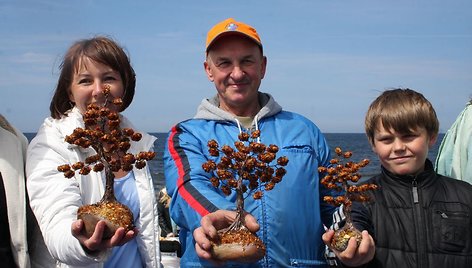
xmin=204 ymin=61 xmax=214 ymax=82
xmin=260 ymin=56 xmax=267 ymax=79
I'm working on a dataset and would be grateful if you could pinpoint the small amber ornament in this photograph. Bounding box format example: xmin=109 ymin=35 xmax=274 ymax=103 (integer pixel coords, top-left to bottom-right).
xmin=319 ymin=147 xmax=377 ymax=251
xmin=202 ymin=130 xmax=288 ymax=262
xmin=57 ymin=84 xmax=155 ymax=239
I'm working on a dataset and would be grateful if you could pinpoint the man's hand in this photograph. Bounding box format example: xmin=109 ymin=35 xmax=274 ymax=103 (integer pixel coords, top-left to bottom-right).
xmin=71 ymin=219 xmax=138 ymax=253
xmin=193 ymin=210 xmax=259 ymax=261
xmin=322 ymin=229 xmax=375 ymax=267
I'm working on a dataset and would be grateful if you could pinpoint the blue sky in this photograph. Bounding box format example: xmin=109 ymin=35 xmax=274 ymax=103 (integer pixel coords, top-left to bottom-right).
xmin=1 ymin=0 xmax=471 ymax=133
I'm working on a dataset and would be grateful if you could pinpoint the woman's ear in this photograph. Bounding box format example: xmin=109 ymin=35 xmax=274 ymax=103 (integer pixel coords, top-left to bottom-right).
xmin=68 ymin=90 xmax=75 ymax=103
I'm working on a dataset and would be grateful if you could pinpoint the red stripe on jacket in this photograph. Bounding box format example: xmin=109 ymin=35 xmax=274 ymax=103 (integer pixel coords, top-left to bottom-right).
xmin=168 ymin=125 xmax=210 ymax=216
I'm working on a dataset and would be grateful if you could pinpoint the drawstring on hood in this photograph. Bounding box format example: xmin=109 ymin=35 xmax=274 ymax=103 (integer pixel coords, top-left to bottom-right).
xmin=235 ymin=118 xmax=243 ymax=134
xmin=234 ymin=114 xmax=261 ymax=143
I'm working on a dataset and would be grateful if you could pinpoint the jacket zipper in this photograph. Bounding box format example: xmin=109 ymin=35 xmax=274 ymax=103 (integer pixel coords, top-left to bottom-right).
xmin=412 ymin=179 xmax=427 ymax=268
xmin=436 ymin=210 xmax=469 ymax=218
xmin=412 ymin=180 xmax=419 ymax=203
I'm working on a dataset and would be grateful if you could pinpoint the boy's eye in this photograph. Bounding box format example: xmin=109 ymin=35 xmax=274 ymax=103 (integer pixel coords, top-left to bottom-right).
xmin=402 ymin=134 xmax=417 ymax=141
xmin=377 ymin=136 xmax=393 ymax=144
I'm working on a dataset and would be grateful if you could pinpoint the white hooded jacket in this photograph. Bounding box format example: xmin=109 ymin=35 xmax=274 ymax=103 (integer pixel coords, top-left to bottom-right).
xmin=26 ymin=107 xmax=162 ymax=268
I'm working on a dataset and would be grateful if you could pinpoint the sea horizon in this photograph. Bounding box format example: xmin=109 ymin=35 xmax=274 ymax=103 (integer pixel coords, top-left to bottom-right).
xmin=23 ymin=132 xmax=445 ymax=192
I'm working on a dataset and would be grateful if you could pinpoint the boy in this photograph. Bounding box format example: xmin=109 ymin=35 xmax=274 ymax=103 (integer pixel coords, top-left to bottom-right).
xmin=324 ymin=88 xmax=472 ymax=267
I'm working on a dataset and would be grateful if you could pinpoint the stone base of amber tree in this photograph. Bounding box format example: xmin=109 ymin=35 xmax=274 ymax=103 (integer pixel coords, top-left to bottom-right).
xmin=331 ymin=221 xmax=362 ymax=251
xmin=211 ymin=228 xmax=266 ymax=263
xmin=77 ymin=200 xmax=134 ymax=239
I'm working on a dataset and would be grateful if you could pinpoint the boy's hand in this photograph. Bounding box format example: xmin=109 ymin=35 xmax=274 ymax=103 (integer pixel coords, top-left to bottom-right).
xmin=323 ymin=229 xmax=375 ymax=267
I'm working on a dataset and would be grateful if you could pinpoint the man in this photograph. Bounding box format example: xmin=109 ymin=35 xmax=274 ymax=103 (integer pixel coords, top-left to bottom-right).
xmin=164 ymin=18 xmax=373 ymax=267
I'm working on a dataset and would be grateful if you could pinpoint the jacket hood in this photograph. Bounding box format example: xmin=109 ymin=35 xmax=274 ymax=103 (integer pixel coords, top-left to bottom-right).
xmin=194 ymin=92 xmax=282 ymax=123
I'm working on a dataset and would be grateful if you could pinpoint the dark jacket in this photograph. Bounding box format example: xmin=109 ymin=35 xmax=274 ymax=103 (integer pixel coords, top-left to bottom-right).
xmin=352 ymin=160 xmax=472 ymax=268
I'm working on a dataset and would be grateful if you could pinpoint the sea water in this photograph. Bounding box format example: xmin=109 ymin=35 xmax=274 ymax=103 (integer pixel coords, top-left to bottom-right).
xmin=24 ymin=132 xmax=444 ymax=192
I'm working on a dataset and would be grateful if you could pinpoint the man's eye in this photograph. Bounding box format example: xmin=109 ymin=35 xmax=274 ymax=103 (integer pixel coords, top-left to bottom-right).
xmin=217 ymin=62 xmax=230 ymax=68
xmin=242 ymin=59 xmax=254 ymax=65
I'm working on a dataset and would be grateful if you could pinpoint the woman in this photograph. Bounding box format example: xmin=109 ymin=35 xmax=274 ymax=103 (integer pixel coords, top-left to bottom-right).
xmin=26 ymin=36 xmax=162 ymax=267
xmin=0 ymin=114 xmax=54 ymax=267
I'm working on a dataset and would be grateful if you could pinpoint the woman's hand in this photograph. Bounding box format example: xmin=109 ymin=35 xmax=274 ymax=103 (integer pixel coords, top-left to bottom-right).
xmin=71 ymin=219 xmax=138 ymax=253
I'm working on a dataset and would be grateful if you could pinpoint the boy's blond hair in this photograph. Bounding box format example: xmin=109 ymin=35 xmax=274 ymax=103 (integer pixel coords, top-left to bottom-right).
xmin=365 ymin=88 xmax=439 ymax=145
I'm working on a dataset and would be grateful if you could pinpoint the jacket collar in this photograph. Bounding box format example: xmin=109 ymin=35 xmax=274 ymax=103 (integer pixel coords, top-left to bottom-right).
xmin=381 ymin=159 xmax=437 ymax=188
xmin=194 ymin=92 xmax=282 ymax=123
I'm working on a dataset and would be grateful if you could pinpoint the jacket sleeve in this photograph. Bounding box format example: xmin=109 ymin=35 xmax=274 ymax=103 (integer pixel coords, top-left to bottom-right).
xmin=163 ymin=124 xmax=236 ymax=232
xmin=316 ymin=131 xmax=340 ymax=227
xmin=351 ymin=201 xmax=374 ymax=235
xmin=26 ymin=120 xmax=110 ymax=265
xmin=435 ymin=103 xmax=472 ymax=184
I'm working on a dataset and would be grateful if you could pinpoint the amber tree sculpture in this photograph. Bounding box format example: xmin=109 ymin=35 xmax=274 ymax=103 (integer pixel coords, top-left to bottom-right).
xmin=202 ymin=130 xmax=289 ymax=263
xmin=318 ymin=147 xmax=377 ymax=251
xmin=57 ymin=85 xmax=155 ymax=239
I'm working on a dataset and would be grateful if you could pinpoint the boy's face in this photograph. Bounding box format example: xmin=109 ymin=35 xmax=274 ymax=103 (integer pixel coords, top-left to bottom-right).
xmin=371 ymin=122 xmax=437 ymax=176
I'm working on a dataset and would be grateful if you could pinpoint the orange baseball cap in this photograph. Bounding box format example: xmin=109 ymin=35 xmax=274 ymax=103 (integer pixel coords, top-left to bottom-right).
xmin=205 ymin=18 xmax=262 ymax=53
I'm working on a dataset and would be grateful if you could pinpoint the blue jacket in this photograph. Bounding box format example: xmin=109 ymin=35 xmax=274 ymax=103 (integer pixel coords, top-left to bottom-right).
xmin=164 ymin=93 xmax=336 ymax=267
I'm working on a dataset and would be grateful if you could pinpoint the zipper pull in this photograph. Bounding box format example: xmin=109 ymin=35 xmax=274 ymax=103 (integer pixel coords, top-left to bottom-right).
xmin=436 ymin=210 xmax=448 ymax=218
xmin=412 ymin=180 xmax=419 ymax=203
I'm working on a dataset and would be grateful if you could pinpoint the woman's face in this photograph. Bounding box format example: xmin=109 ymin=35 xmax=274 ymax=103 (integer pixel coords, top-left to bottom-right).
xmin=69 ymin=57 xmax=124 ymax=114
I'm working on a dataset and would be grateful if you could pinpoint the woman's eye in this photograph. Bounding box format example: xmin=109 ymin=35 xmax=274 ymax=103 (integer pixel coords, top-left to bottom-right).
xmin=78 ymin=79 xmax=90 ymax=84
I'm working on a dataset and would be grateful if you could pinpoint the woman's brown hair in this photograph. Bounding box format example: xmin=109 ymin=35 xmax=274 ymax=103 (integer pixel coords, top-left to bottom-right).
xmin=49 ymin=36 xmax=136 ymax=118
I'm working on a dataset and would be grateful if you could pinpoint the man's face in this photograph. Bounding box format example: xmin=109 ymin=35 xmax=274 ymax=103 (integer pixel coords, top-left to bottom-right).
xmin=204 ymin=34 xmax=267 ymax=116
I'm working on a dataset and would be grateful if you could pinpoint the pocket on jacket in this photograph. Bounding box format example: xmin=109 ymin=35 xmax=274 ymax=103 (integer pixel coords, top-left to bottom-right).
xmin=430 ymin=202 xmax=471 ymax=254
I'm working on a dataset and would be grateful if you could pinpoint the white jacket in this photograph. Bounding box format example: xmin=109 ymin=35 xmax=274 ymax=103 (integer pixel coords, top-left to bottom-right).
xmin=0 ymin=114 xmax=54 ymax=268
xmin=26 ymin=107 xmax=162 ymax=268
